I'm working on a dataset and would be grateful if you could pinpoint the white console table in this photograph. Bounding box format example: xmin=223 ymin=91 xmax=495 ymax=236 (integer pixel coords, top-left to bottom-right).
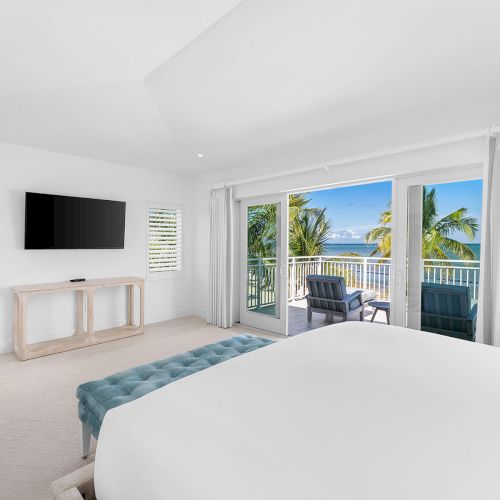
xmin=13 ymin=276 xmax=144 ymax=361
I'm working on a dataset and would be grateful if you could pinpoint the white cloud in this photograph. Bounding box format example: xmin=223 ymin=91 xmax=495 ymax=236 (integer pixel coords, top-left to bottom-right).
xmin=330 ymin=228 xmax=361 ymax=240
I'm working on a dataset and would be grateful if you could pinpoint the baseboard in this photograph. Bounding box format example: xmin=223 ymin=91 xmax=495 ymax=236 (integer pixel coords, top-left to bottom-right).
xmin=145 ymin=307 xmax=194 ymax=326
xmin=0 ymin=308 xmax=197 ymax=356
xmin=192 ymin=306 xmax=207 ymax=320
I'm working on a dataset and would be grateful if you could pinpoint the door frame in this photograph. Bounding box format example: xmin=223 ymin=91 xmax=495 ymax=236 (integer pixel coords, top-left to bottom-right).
xmin=391 ymin=165 xmax=483 ymax=328
xmin=239 ymin=194 xmax=289 ymax=335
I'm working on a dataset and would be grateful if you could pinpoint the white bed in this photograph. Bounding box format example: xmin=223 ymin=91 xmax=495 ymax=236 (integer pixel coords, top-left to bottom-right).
xmin=94 ymin=322 xmax=500 ymax=499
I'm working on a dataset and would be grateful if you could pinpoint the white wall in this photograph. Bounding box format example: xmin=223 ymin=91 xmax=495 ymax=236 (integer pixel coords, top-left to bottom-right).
xmin=0 ymin=142 xmax=193 ymax=354
xmin=192 ymin=131 xmax=487 ymax=319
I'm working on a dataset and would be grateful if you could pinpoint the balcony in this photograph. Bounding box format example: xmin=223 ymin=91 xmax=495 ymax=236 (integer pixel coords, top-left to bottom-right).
xmin=247 ymin=256 xmax=480 ymax=331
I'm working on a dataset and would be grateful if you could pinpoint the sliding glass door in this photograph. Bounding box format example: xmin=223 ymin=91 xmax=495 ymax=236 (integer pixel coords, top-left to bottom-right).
xmin=392 ymin=168 xmax=483 ymax=340
xmin=239 ymin=195 xmax=288 ymax=334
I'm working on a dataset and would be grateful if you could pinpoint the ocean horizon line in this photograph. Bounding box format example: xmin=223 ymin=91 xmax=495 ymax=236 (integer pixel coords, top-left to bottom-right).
xmin=323 ymin=242 xmax=480 ymax=259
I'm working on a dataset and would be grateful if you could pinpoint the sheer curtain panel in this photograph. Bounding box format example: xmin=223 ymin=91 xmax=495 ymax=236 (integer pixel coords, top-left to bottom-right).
xmin=207 ymin=187 xmax=234 ymax=328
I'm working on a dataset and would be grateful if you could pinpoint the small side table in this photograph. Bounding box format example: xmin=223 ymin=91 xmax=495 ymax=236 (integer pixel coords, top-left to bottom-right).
xmin=368 ymin=300 xmax=390 ymax=325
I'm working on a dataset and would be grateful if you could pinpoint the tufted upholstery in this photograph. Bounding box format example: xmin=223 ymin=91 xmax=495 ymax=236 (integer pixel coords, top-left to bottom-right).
xmin=77 ymin=334 xmax=275 ymax=438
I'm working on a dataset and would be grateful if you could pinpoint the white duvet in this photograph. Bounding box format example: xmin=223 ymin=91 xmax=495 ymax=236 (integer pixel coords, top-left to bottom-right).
xmin=94 ymin=322 xmax=500 ymax=499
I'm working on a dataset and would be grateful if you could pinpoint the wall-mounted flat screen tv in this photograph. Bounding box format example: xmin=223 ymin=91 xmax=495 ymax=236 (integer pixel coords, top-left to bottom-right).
xmin=25 ymin=192 xmax=126 ymax=249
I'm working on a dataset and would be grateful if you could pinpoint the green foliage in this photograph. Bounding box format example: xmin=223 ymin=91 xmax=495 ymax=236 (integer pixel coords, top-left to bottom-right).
xmin=289 ymin=206 xmax=331 ymax=257
xmin=247 ymin=193 xmax=332 ymax=258
xmin=247 ymin=204 xmax=277 ymax=259
xmin=366 ymin=187 xmax=478 ymax=260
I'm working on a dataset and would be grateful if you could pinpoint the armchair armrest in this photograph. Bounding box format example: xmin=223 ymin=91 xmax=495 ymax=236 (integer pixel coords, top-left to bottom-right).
xmin=346 ymin=290 xmax=363 ymax=310
xmin=467 ymin=303 xmax=478 ymax=321
xmin=466 ymin=303 xmax=478 ymax=339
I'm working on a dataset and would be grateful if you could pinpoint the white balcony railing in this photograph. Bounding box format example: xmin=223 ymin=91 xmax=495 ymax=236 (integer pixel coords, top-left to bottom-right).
xmin=247 ymin=256 xmax=480 ymax=310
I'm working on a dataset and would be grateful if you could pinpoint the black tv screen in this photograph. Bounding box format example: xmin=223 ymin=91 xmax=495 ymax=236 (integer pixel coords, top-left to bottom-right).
xmin=25 ymin=192 xmax=126 ymax=249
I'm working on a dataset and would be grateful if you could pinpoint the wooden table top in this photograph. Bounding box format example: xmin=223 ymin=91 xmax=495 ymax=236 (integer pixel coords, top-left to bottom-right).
xmin=13 ymin=276 xmax=144 ymax=293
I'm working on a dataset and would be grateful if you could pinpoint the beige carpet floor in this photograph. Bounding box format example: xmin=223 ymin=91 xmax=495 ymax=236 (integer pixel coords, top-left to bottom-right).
xmin=0 ymin=316 xmax=280 ymax=500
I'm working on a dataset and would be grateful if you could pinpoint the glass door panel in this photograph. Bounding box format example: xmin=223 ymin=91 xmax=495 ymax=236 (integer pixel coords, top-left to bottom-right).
xmin=246 ymin=203 xmax=279 ymax=317
xmin=240 ymin=195 xmax=288 ymax=334
xmin=404 ymin=176 xmax=482 ymax=341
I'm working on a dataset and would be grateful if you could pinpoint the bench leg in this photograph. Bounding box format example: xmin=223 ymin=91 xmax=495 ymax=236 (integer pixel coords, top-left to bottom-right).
xmin=81 ymin=422 xmax=91 ymax=459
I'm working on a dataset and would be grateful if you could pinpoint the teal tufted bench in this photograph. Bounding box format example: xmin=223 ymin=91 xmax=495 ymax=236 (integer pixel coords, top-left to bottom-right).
xmin=76 ymin=334 xmax=275 ymax=457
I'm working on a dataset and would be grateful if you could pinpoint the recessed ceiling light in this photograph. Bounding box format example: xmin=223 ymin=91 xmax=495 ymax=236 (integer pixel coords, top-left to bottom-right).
xmin=197 ymin=153 xmax=204 ymax=158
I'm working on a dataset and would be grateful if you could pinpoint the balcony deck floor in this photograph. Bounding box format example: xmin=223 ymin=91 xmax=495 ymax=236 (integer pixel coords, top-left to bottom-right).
xmin=288 ymin=299 xmax=388 ymax=336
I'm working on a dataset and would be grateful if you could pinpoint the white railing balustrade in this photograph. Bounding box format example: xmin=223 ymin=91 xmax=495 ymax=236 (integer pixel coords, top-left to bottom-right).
xmin=288 ymin=255 xmax=391 ymax=301
xmin=247 ymin=256 xmax=480 ymax=310
xmin=247 ymin=258 xmax=277 ymax=310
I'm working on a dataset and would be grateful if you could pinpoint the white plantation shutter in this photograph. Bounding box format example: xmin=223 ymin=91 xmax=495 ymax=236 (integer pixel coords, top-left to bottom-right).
xmin=148 ymin=205 xmax=182 ymax=274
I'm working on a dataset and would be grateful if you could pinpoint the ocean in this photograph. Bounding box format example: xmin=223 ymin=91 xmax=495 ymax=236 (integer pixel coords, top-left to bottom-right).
xmin=324 ymin=243 xmax=481 ymax=259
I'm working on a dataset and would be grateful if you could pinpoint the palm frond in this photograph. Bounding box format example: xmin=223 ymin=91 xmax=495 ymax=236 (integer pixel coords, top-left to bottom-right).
xmin=366 ymin=185 xmax=478 ymax=262
xmin=438 ymin=236 xmax=476 ymax=260
xmin=433 ymin=208 xmax=478 ymax=240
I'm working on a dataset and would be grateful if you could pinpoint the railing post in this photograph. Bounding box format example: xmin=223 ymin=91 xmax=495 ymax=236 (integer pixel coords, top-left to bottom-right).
xmin=363 ymin=257 xmax=368 ymax=289
xmin=317 ymin=256 xmax=322 ymax=275
xmin=257 ymin=261 xmax=262 ymax=310
xmin=290 ymin=257 xmax=296 ymax=302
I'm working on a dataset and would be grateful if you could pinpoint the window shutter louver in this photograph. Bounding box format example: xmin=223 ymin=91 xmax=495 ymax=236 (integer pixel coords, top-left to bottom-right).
xmin=148 ymin=206 xmax=182 ymax=274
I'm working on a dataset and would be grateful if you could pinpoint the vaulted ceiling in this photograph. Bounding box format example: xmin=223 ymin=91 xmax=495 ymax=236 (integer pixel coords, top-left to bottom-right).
xmin=1 ymin=0 xmax=500 ymax=175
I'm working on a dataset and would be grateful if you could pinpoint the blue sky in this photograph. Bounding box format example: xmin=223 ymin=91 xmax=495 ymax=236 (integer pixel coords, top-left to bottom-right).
xmin=305 ymin=179 xmax=483 ymax=244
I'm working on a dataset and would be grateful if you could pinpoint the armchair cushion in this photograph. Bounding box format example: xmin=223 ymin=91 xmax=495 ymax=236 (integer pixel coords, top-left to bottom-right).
xmin=346 ymin=290 xmax=363 ymax=310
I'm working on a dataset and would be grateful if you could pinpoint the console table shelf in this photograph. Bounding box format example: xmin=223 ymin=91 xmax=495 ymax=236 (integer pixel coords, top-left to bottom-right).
xmin=13 ymin=276 xmax=144 ymax=361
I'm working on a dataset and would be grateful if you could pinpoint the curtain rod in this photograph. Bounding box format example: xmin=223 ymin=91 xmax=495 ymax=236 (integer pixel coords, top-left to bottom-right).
xmin=211 ymin=124 xmax=500 ymax=190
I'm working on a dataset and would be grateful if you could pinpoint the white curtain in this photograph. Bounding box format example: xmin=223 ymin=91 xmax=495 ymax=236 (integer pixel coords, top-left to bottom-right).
xmin=207 ymin=186 xmax=234 ymax=328
xmin=477 ymin=134 xmax=500 ymax=345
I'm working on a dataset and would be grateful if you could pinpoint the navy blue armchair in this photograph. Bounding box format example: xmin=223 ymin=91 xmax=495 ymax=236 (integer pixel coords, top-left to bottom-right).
xmin=306 ymin=275 xmax=364 ymax=323
xmin=421 ymin=282 xmax=477 ymax=341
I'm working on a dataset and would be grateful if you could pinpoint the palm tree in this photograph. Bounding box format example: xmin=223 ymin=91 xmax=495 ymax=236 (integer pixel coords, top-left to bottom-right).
xmin=247 ymin=193 xmax=331 ymax=258
xmin=247 ymin=204 xmax=277 ymax=259
xmin=366 ymin=187 xmax=478 ymax=259
xmin=247 ymin=194 xmax=331 ymax=301
xmin=289 ymin=207 xmax=331 ymax=256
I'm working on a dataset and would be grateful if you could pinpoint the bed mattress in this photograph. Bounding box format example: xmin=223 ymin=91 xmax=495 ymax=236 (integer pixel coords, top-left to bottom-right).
xmin=94 ymin=322 xmax=500 ymax=499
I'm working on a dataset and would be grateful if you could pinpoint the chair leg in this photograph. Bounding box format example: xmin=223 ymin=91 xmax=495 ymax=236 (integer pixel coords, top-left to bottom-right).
xmin=307 ymin=308 xmax=312 ymax=322
xmin=370 ymin=308 xmax=377 ymax=323
xmin=342 ymin=313 xmax=347 ymax=322
xmin=360 ymin=309 xmax=364 ymax=321
xmin=81 ymin=422 xmax=91 ymax=459
xmin=386 ymin=309 xmax=390 ymax=325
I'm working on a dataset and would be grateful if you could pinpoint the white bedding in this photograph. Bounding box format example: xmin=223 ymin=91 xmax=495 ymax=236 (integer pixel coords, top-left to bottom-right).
xmin=94 ymin=322 xmax=500 ymax=499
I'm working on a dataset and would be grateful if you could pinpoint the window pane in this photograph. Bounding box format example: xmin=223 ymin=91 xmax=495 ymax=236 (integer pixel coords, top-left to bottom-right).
xmin=148 ymin=206 xmax=182 ymax=273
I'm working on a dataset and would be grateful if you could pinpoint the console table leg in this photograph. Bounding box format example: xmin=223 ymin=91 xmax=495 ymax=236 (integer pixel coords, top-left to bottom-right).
xmin=128 ymin=285 xmax=135 ymax=327
xmin=87 ymin=290 xmax=95 ymax=341
xmin=139 ymin=284 xmax=144 ymax=331
xmin=13 ymin=294 xmax=24 ymax=360
xmin=76 ymin=291 xmax=84 ymax=335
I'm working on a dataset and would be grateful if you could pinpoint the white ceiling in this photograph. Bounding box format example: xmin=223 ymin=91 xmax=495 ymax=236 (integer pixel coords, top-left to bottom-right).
xmin=0 ymin=0 xmax=241 ymax=94
xmin=1 ymin=0 xmax=500 ymax=175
